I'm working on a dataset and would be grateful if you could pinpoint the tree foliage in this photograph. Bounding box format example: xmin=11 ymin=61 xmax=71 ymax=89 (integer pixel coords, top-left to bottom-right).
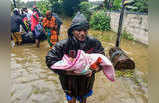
xmin=112 ymin=0 xmax=122 ymax=11
xmin=36 ymin=0 xmax=52 ymax=16
xmin=48 ymin=0 xmax=63 ymax=14
xmin=132 ymin=0 xmax=148 ymax=13
xmin=104 ymin=0 xmax=148 ymax=13
xmin=62 ymin=0 xmax=88 ymax=16
xmin=90 ymin=10 xmax=111 ymax=31
xmin=63 ymin=0 xmax=80 ymax=16
xmin=79 ymin=1 xmax=92 ymax=21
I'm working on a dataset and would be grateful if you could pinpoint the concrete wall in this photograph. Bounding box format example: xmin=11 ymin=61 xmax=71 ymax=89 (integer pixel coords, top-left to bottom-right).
xmin=107 ymin=12 xmax=149 ymax=45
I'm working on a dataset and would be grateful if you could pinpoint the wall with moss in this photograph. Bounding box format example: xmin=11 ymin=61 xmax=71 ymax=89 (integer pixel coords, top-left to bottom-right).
xmin=108 ymin=11 xmax=149 ymax=45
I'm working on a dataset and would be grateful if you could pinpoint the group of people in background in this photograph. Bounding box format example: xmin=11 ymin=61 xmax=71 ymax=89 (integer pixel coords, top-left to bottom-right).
xmin=10 ymin=6 xmax=63 ymax=48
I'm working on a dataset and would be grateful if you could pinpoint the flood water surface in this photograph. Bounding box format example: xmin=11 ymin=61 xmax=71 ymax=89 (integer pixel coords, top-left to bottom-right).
xmin=11 ymin=43 xmax=65 ymax=103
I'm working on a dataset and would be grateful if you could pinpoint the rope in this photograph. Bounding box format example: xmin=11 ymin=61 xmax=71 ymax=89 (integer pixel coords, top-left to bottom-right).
xmin=110 ymin=50 xmax=123 ymax=61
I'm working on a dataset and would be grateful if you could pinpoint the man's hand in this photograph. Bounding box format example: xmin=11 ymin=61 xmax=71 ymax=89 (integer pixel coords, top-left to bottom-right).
xmin=94 ymin=64 xmax=103 ymax=72
xmin=86 ymin=71 xmax=93 ymax=77
xmin=86 ymin=65 xmax=103 ymax=77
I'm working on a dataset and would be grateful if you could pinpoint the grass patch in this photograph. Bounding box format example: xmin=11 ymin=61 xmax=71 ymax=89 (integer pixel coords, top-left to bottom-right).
xmin=121 ymin=31 xmax=134 ymax=41
xmin=115 ymin=69 xmax=135 ymax=79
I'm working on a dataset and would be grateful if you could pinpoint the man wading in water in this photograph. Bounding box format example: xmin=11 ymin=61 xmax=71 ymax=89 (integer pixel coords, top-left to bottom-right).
xmin=46 ymin=12 xmax=105 ymax=103
xmin=11 ymin=8 xmax=28 ymax=46
xmin=42 ymin=10 xmax=58 ymax=49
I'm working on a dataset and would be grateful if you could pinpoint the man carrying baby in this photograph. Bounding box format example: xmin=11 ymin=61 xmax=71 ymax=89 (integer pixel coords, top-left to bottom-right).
xmin=46 ymin=12 xmax=105 ymax=103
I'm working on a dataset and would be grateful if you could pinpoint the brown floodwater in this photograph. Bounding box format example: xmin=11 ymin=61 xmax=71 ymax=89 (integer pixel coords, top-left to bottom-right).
xmin=11 ymin=18 xmax=148 ymax=103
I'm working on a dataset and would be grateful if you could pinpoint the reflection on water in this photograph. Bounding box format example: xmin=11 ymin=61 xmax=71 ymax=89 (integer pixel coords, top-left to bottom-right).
xmin=11 ymin=19 xmax=148 ymax=103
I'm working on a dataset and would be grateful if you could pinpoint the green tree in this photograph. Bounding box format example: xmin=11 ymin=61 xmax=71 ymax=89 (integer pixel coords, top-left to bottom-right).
xmin=62 ymin=0 xmax=88 ymax=17
xmin=36 ymin=0 xmax=52 ymax=16
xmin=106 ymin=0 xmax=148 ymax=13
xmin=133 ymin=0 xmax=148 ymax=13
xmin=48 ymin=0 xmax=63 ymax=14
xmin=90 ymin=10 xmax=111 ymax=31
xmin=79 ymin=1 xmax=92 ymax=21
xmin=63 ymin=0 xmax=80 ymax=16
xmin=112 ymin=0 xmax=122 ymax=11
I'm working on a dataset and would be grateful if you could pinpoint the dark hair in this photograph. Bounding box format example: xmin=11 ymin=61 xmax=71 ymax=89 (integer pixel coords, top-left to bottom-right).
xmin=13 ymin=8 xmax=19 ymax=15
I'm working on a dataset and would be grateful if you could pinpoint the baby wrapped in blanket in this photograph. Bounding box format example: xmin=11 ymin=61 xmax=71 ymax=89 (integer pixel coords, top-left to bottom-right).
xmin=51 ymin=50 xmax=115 ymax=81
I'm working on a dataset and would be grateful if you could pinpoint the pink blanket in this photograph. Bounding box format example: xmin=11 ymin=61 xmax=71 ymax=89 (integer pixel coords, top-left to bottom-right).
xmin=51 ymin=50 xmax=115 ymax=81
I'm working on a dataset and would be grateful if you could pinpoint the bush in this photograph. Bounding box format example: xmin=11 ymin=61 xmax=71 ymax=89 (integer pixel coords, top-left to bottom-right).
xmin=90 ymin=10 xmax=111 ymax=31
xmin=121 ymin=30 xmax=134 ymax=40
xmin=79 ymin=2 xmax=92 ymax=21
xmin=36 ymin=0 xmax=52 ymax=16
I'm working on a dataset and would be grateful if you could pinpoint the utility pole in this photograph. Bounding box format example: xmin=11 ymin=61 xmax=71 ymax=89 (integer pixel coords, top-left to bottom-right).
xmin=109 ymin=0 xmax=135 ymax=70
xmin=13 ymin=0 xmax=16 ymax=8
xmin=115 ymin=0 xmax=125 ymax=47
xmin=116 ymin=0 xmax=135 ymax=47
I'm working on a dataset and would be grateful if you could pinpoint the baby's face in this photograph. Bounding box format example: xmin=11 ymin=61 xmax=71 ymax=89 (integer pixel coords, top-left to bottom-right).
xmin=69 ymin=57 xmax=74 ymax=62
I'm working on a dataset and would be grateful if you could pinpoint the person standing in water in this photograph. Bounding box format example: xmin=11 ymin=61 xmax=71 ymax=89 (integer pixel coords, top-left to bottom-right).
xmin=42 ymin=10 xmax=58 ymax=49
xmin=30 ymin=6 xmax=41 ymax=48
xmin=11 ymin=8 xmax=28 ymax=46
xmin=46 ymin=12 xmax=105 ymax=103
